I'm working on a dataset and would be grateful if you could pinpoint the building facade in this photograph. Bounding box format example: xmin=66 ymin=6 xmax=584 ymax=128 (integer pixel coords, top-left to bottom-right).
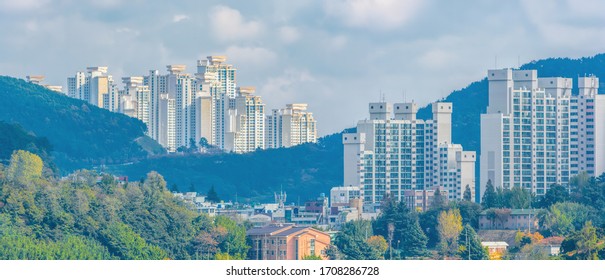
xmin=343 ymin=101 xmax=476 ymax=210
xmin=481 ymin=69 xmax=604 ymax=199
xmin=247 ymin=224 xmax=331 ymax=260
xmin=266 ymin=104 xmax=317 ymax=149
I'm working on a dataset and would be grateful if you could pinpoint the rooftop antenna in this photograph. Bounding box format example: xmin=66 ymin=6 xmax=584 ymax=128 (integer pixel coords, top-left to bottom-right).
xmin=402 ymin=90 xmax=406 ymax=102
xmin=495 ymin=55 xmax=498 ymax=69
xmin=517 ymin=55 xmax=521 ymax=69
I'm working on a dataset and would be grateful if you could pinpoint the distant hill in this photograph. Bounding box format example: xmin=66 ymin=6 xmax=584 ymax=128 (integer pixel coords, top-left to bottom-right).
xmin=107 ymin=130 xmax=347 ymax=203
xmin=109 ymin=53 xmax=605 ymax=203
xmin=0 ymin=121 xmax=53 ymax=168
xmin=0 ymin=76 xmax=164 ymax=173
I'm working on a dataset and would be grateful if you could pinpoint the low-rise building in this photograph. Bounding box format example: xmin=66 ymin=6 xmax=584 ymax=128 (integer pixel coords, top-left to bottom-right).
xmin=478 ymin=209 xmax=540 ymax=231
xmin=247 ymin=224 xmax=331 ymax=260
xmin=482 ymin=241 xmax=508 ymax=260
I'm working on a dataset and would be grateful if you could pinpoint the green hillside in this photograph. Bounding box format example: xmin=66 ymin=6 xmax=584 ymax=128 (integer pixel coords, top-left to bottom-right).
xmin=0 ymin=76 xmax=164 ymax=172
xmin=0 ymin=121 xmax=52 ymax=163
xmin=0 ymin=150 xmax=247 ymax=260
xmin=107 ymin=130 xmax=347 ymax=203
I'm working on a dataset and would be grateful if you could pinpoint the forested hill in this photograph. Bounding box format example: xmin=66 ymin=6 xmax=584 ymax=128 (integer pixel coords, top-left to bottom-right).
xmin=0 ymin=121 xmax=52 ymax=164
xmin=109 ymin=53 xmax=605 ymax=203
xmin=0 ymin=76 xmax=164 ymax=173
xmin=0 ymin=151 xmax=247 ymax=260
xmin=107 ymin=130 xmax=347 ymax=203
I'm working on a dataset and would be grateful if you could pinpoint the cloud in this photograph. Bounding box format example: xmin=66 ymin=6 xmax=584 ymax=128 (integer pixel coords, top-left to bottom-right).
xmin=173 ymin=14 xmax=190 ymax=23
xmin=417 ymin=49 xmax=455 ymax=70
xmin=324 ymin=0 xmax=425 ymax=30
xmin=223 ymin=46 xmax=277 ymax=69
xmin=209 ymin=5 xmax=264 ymax=42
xmin=520 ymin=0 xmax=605 ymax=50
xmin=0 ymin=0 xmax=49 ymax=12
xmin=278 ymin=26 xmax=300 ymax=44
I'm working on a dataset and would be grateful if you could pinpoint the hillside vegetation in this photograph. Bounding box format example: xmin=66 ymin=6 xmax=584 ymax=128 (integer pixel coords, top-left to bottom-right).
xmin=0 ymin=150 xmax=247 ymax=260
xmin=0 ymin=76 xmax=163 ymax=173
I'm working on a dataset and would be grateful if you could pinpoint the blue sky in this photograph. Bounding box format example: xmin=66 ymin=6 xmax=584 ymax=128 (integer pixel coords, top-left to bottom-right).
xmin=1 ymin=0 xmax=605 ymax=135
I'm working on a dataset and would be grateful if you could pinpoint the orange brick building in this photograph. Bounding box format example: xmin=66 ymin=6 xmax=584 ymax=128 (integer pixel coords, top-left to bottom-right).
xmin=247 ymin=224 xmax=331 ymax=260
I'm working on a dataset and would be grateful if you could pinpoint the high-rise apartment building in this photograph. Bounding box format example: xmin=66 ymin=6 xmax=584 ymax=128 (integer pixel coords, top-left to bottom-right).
xmin=266 ymin=104 xmax=317 ymax=149
xmin=343 ymin=102 xmax=476 ymax=210
xmin=481 ymin=69 xmax=605 ymax=199
xmin=119 ymin=76 xmax=150 ymax=128
xmin=571 ymin=77 xmax=605 ymax=177
xmin=196 ymin=56 xmax=237 ymax=149
xmin=223 ymin=87 xmax=265 ymax=153
xmin=67 ymin=66 xmax=117 ymax=110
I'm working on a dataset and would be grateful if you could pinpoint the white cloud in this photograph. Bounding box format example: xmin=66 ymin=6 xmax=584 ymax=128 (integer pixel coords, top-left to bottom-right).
xmin=209 ymin=5 xmax=264 ymax=42
xmin=0 ymin=0 xmax=49 ymax=12
xmin=173 ymin=14 xmax=190 ymax=23
xmin=223 ymin=46 xmax=277 ymax=69
xmin=278 ymin=26 xmax=300 ymax=44
xmin=417 ymin=49 xmax=453 ymax=70
xmin=521 ymin=0 xmax=605 ymax=50
xmin=324 ymin=0 xmax=425 ymax=30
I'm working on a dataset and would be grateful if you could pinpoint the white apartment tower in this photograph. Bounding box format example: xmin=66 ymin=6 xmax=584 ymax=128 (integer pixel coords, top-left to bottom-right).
xmin=196 ymin=56 xmax=237 ymax=149
xmin=266 ymin=103 xmax=317 ymax=149
xmin=344 ymin=102 xmax=476 ymax=209
xmin=571 ymin=77 xmax=605 ymax=177
xmin=481 ymin=69 xmax=605 ymax=199
xmin=67 ymin=67 xmax=119 ymax=111
xmin=119 ymin=76 xmax=150 ymax=129
xmin=224 ymin=87 xmax=266 ymax=153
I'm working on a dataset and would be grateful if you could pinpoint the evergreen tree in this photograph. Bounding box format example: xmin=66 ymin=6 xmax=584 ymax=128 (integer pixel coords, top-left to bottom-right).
xmin=334 ymin=220 xmax=380 ymax=260
xmin=206 ymin=185 xmax=220 ymax=203
xmin=373 ymin=196 xmax=428 ymax=259
xmin=431 ymin=188 xmax=446 ymax=210
xmin=458 ymin=224 xmax=488 ymax=260
xmin=463 ymin=185 xmax=472 ymax=201
xmin=540 ymin=184 xmax=570 ymax=208
xmin=481 ymin=180 xmax=497 ymax=209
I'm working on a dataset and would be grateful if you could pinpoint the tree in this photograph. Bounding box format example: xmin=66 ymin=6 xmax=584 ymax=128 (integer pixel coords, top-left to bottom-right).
xmin=334 ymin=220 xmax=381 ymax=260
xmin=457 ymin=201 xmax=482 ymax=229
xmin=366 ymin=235 xmax=388 ymax=259
xmin=540 ymin=184 xmax=570 ymax=208
xmin=463 ymin=185 xmax=472 ymax=201
xmin=481 ymin=180 xmax=497 ymax=209
xmin=6 ymin=150 xmax=43 ymax=185
xmin=189 ymin=138 xmax=198 ymax=153
xmin=538 ymin=202 xmax=600 ymax=236
xmin=213 ymin=216 xmax=249 ymax=259
xmin=373 ymin=197 xmax=428 ymax=259
xmin=431 ymin=188 xmax=446 ymax=210
xmin=503 ymin=186 xmax=532 ymax=209
xmin=437 ymin=208 xmax=463 ymax=258
xmin=560 ymin=222 xmax=603 ymax=260
xmin=206 ymin=185 xmax=220 ymax=203
xmin=199 ymin=137 xmax=209 ymax=148
xmin=458 ymin=224 xmax=488 ymax=260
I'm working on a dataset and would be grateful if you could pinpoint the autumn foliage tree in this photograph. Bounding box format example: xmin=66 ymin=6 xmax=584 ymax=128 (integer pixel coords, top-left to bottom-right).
xmin=437 ymin=208 xmax=463 ymax=258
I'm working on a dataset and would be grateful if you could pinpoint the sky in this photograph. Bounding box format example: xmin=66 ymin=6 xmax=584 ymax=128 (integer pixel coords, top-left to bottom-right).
xmin=1 ymin=0 xmax=605 ymax=136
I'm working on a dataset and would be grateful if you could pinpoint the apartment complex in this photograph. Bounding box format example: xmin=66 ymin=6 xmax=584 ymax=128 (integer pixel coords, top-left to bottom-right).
xmin=247 ymin=224 xmax=331 ymax=260
xmin=481 ymin=69 xmax=605 ymax=198
xmin=67 ymin=67 xmax=119 ymax=109
xmin=64 ymin=56 xmax=316 ymax=153
xmin=343 ymin=101 xmax=476 ymax=210
xmin=266 ymin=103 xmax=317 ymax=149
